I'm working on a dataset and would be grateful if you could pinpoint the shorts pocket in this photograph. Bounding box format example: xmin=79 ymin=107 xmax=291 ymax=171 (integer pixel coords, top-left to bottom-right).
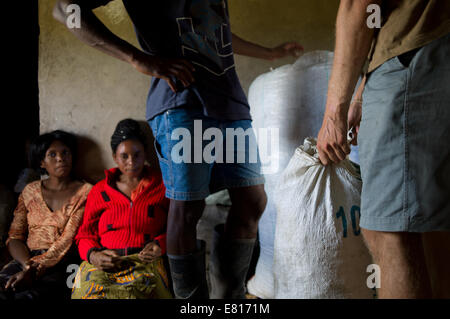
xmin=396 ymin=48 xmax=420 ymax=68
xmin=153 ymin=137 xmax=173 ymax=189
xmin=154 ymin=138 xmax=170 ymax=165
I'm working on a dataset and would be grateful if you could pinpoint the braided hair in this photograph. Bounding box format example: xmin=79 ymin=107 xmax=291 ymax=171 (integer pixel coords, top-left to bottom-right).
xmin=110 ymin=119 xmax=146 ymax=154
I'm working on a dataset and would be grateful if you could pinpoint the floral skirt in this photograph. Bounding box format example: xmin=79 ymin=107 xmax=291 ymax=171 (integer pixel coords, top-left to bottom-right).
xmin=71 ymin=254 xmax=172 ymax=299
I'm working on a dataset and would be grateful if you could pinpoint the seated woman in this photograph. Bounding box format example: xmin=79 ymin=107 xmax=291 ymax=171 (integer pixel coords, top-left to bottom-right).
xmin=0 ymin=130 xmax=92 ymax=300
xmin=72 ymin=119 xmax=172 ymax=299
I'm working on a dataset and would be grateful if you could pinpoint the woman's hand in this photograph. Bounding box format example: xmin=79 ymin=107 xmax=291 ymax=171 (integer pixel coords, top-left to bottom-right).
xmin=25 ymin=259 xmax=46 ymax=278
xmin=138 ymin=241 xmax=162 ymax=263
xmin=89 ymin=250 xmax=121 ymax=272
xmin=4 ymin=266 xmax=35 ymax=291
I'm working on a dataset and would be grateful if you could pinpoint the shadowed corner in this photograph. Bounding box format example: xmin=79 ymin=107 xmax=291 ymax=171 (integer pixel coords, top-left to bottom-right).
xmin=74 ymin=135 xmax=108 ymax=185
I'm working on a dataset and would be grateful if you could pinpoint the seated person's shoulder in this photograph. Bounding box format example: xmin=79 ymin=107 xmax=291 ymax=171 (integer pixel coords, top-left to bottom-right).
xmin=21 ymin=180 xmax=42 ymax=197
xmin=76 ymin=180 xmax=92 ymax=189
xmin=87 ymin=178 xmax=108 ymax=196
xmin=145 ymin=166 xmax=164 ymax=183
xmin=143 ymin=167 xmax=167 ymax=200
xmin=74 ymin=180 xmax=93 ymax=196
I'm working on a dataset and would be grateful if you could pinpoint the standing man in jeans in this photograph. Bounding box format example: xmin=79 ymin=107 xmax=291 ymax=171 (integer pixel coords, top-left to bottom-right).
xmin=53 ymin=0 xmax=303 ymax=299
xmin=317 ymin=0 xmax=450 ymax=298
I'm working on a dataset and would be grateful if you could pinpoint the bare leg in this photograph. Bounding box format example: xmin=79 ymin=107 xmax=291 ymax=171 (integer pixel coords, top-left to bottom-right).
xmin=362 ymin=229 xmax=432 ymax=299
xmin=422 ymin=231 xmax=450 ymax=299
xmin=166 ymin=199 xmax=205 ymax=255
xmin=166 ymin=199 xmax=209 ymax=299
xmin=209 ymin=184 xmax=267 ymax=298
xmin=225 ymin=184 xmax=267 ymax=239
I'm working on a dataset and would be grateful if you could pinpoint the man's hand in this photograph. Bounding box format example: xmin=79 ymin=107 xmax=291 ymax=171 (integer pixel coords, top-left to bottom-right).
xmin=268 ymin=42 xmax=304 ymax=60
xmin=131 ymin=52 xmax=195 ymax=93
xmin=346 ymin=77 xmax=366 ymax=146
xmin=317 ymin=108 xmax=351 ymax=165
xmin=347 ymin=99 xmax=362 ymax=146
xmin=89 ymin=250 xmax=121 ymax=272
xmin=138 ymin=241 xmax=162 ymax=263
xmin=231 ymin=34 xmax=303 ymax=61
xmin=316 ymin=0 xmax=377 ymax=165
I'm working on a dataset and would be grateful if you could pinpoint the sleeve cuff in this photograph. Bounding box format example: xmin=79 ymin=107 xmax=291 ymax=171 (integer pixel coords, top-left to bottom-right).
xmin=154 ymin=234 xmax=166 ymax=255
xmin=5 ymin=237 xmax=25 ymax=247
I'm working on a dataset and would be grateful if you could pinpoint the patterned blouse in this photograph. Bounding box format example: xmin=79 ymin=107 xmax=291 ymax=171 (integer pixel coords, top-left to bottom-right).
xmin=6 ymin=180 xmax=92 ymax=268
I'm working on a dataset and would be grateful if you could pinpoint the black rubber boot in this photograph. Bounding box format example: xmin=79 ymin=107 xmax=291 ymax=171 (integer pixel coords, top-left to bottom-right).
xmin=168 ymin=240 xmax=209 ymax=299
xmin=209 ymin=224 xmax=256 ymax=299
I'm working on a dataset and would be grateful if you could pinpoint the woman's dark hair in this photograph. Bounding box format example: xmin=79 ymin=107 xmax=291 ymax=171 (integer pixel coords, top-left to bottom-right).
xmin=29 ymin=130 xmax=78 ymax=175
xmin=111 ymin=119 xmax=146 ymax=154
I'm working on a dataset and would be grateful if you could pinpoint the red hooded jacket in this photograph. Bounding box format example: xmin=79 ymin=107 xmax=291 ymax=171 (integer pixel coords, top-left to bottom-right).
xmin=75 ymin=166 xmax=169 ymax=261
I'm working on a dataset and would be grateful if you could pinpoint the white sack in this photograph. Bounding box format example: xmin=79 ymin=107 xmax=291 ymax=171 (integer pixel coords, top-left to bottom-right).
xmin=273 ymin=138 xmax=373 ymax=299
xmin=247 ymin=51 xmax=334 ymax=298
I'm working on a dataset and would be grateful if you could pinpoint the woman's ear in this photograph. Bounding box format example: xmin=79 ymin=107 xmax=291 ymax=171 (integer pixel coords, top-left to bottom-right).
xmin=112 ymin=151 xmax=118 ymax=165
xmin=40 ymin=160 xmax=48 ymax=176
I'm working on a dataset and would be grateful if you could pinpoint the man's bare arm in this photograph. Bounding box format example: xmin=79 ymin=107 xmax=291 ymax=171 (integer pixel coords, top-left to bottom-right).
xmin=317 ymin=0 xmax=380 ymax=165
xmin=53 ymin=0 xmax=138 ymax=64
xmin=326 ymin=0 xmax=379 ymax=112
xmin=53 ymin=0 xmax=195 ymax=92
xmin=231 ymin=33 xmax=303 ymax=60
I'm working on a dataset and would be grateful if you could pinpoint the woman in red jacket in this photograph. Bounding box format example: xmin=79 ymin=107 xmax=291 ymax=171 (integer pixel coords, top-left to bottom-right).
xmin=72 ymin=119 xmax=172 ymax=299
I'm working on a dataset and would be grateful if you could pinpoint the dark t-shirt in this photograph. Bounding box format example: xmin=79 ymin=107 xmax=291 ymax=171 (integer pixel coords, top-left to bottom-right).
xmin=92 ymin=0 xmax=251 ymax=121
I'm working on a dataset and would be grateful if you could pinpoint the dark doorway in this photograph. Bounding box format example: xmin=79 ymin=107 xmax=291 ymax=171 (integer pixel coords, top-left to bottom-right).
xmin=0 ymin=1 xmax=40 ymax=190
